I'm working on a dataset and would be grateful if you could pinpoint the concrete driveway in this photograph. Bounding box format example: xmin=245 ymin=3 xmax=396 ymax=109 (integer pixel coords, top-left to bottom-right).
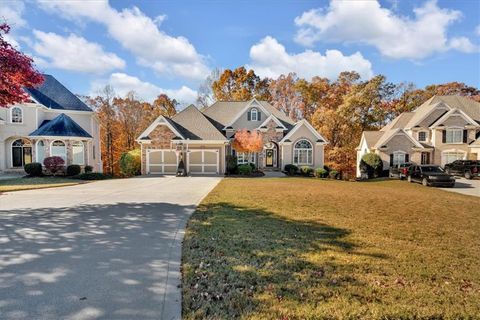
xmin=439 ymin=177 xmax=480 ymax=197
xmin=0 ymin=176 xmax=222 ymax=320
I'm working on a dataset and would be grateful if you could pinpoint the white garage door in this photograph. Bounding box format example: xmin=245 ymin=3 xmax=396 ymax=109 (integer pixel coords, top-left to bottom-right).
xmin=147 ymin=149 xmax=178 ymax=174
xmin=188 ymin=150 xmax=219 ymax=174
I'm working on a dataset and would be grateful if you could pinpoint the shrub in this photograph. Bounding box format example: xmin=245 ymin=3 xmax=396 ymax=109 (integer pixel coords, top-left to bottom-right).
xmin=120 ymin=149 xmax=141 ymax=177
xmin=314 ymin=167 xmax=328 ymax=178
xmin=24 ymin=162 xmax=43 ymax=177
xmin=238 ymin=164 xmax=253 ymax=175
xmin=284 ymin=164 xmax=298 ymax=176
xmin=361 ymin=153 xmax=383 ymax=178
xmin=43 ymin=156 xmax=65 ymax=175
xmin=226 ymin=155 xmax=238 ymax=174
xmin=84 ymin=165 xmax=93 ymax=173
xmin=329 ymin=170 xmax=339 ymax=179
xmin=300 ymin=166 xmax=313 ymax=177
xmin=249 ymin=162 xmax=256 ymax=172
xmin=66 ymin=164 xmax=81 ymax=176
xmin=73 ymin=172 xmax=109 ymax=180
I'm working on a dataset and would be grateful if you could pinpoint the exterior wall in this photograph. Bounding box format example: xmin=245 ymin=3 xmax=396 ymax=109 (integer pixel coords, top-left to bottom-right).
xmin=140 ymin=125 xmax=176 ymax=175
xmin=377 ymin=134 xmax=417 ymax=169
xmin=417 ymin=107 xmax=448 ymax=127
xmin=230 ymin=107 xmax=266 ymax=131
xmin=258 ymin=119 xmax=284 ymax=169
xmin=280 ymin=124 xmax=323 ymax=169
xmin=441 ymin=114 xmax=470 ymax=127
xmin=431 ymin=128 xmax=470 ymax=165
xmin=468 ymin=147 xmax=480 ymax=160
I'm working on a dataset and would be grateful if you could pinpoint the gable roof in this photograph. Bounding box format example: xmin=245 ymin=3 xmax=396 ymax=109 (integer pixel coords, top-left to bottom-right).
xmin=362 ymin=131 xmax=385 ymax=148
xmin=24 ymin=74 xmax=92 ymax=112
xmin=428 ymin=107 xmax=479 ymax=128
xmin=258 ymin=114 xmax=287 ymax=130
xmin=29 ymin=113 xmax=92 ymax=138
xmin=380 ymin=112 xmax=415 ymax=132
xmin=137 ymin=115 xmax=185 ymax=141
xmin=170 ymin=105 xmax=227 ymax=140
xmin=373 ymin=128 xmax=423 ymax=149
xmin=279 ymin=119 xmax=327 ymax=144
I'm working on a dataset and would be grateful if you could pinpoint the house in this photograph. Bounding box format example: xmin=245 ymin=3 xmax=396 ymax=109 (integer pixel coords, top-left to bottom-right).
xmin=137 ymin=99 xmax=327 ymax=175
xmin=0 ymin=75 xmax=102 ymax=173
xmin=356 ymin=95 xmax=480 ymax=177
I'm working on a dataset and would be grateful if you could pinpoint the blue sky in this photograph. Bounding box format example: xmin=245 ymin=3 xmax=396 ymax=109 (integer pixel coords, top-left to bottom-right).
xmin=1 ymin=0 xmax=479 ymax=105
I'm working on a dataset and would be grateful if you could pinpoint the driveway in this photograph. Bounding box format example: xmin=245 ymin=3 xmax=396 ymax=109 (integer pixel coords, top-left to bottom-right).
xmin=0 ymin=176 xmax=222 ymax=320
xmin=440 ymin=177 xmax=480 ymax=197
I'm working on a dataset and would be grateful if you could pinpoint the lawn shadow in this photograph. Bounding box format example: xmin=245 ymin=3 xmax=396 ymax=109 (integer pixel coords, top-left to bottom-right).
xmin=0 ymin=202 xmax=195 ymax=320
xmin=182 ymin=202 xmax=387 ymax=319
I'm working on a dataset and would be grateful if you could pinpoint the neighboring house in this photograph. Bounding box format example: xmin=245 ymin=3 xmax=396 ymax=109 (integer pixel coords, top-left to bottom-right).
xmin=356 ymin=95 xmax=480 ymax=177
xmin=0 ymin=75 xmax=102 ymax=173
xmin=137 ymin=99 xmax=327 ymax=175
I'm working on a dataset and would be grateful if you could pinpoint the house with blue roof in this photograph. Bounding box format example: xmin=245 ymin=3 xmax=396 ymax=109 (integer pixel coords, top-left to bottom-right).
xmin=0 ymin=75 xmax=102 ymax=173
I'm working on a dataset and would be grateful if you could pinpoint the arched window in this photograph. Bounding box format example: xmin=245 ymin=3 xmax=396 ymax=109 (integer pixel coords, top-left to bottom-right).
xmin=11 ymin=107 xmax=23 ymax=123
xmin=250 ymin=108 xmax=258 ymax=121
xmin=72 ymin=141 xmax=85 ymax=165
xmin=293 ymin=139 xmax=312 ymax=165
xmin=51 ymin=140 xmax=66 ymax=161
xmin=11 ymin=139 xmax=32 ymax=167
xmin=36 ymin=140 xmax=45 ymax=164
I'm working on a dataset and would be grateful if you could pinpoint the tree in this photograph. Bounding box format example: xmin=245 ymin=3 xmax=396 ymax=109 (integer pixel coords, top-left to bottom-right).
xmin=268 ymin=73 xmax=304 ymax=121
xmin=0 ymin=23 xmax=44 ymax=107
xmin=212 ymin=67 xmax=271 ymax=101
xmin=196 ymin=68 xmax=220 ymax=108
xmin=231 ymin=129 xmax=263 ymax=153
xmin=152 ymin=94 xmax=178 ymax=118
xmin=43 ymin=156 xmax=65 ymax=176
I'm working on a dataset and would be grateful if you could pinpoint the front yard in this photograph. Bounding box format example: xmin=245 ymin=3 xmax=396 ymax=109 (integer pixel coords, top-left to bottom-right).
xmin=182 ymin=178 xmax=480 ymax=319
xmin=0 ymin=176 xmax=85 ymax=192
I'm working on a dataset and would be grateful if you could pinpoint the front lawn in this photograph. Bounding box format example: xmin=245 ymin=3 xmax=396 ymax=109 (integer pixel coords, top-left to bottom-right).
xmin=182 ymin=178 xmax=480 ymax=319
xmin=0 ymin=177 xmax=85 ymax=192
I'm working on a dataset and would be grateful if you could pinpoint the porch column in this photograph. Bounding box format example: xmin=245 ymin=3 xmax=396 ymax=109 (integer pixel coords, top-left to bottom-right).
xmin=0 ymin=140 xmax=5 ymax=171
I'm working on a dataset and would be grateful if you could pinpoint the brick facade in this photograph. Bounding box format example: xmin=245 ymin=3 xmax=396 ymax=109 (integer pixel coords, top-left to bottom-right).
xmin=258 ymin=119 xmax=284 ymax=169
xmin=141 ymin=125 xmax=176 ymax=174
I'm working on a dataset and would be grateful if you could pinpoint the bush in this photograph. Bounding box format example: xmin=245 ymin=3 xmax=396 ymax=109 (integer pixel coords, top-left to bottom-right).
xmin=329 ymin=170 xmax=339 ymax=179
xmin=361 ymin=153 xmax=383 ymax=178
xmin=43 ymin=156 xmax=65 ymax=175
xmin=120 ymin=149 xmax=141 ymax=177
xmin=24 ymin=162 xmax=43 ymax=177
xmin=226 ymin=155 xmax=238 ymax=174
xmin=284 ymin=164 xmax=298 ymax=176
xmin=314 ymin=167 xmax=328 ymax=178
xmin=238 ymin=164 xmax=253 ymax=175
xmin=300 ymin=166 xmax=313 ymax=177
xmin=84 ymin=165 xmax=93 ymax=173
xmin=249 ymin=162 xmax=256 ymax=172
xmin=73 ymin=172 xmax=109 ymax=180
xmin=66 ymin=164 xmax=81 ymax=176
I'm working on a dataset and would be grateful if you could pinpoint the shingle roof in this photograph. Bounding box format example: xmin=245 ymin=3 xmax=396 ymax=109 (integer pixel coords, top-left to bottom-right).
xmin=171 ymin=105 xmax=226 ymax=140
xmin=380 ymin=112 xmax=415 ymax=132
xmin=29 ymin=113 xmax=92 ymax=138
xmin=362 ymin=131 xmax=385 ymax=148
xmin=24 ymin=74 xmax=92 ymax=112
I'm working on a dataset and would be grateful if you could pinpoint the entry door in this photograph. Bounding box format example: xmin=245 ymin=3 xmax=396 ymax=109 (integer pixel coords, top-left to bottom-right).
xmin=12 ymin=146 xmax=31 ymax=167
xmin=421 ymin=152 xmax=430 ymax=165
xmin=265 ymin=149 xmax=274 ymax=167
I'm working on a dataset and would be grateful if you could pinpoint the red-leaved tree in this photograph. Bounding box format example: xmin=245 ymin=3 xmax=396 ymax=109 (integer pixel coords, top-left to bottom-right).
xmin=43 ymin=156 xmax=65 ymax=176
xmin=232 ymin=129 xmax=263 ymax=153
xmin=0 ymin=23 xmax=44 ymax=107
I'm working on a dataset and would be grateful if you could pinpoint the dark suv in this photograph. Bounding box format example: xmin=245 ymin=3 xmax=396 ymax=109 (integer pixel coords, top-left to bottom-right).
xmin=407 ymin=165 xmax=455 ymax=187
xmin=444 ymin=160 xmax=480 ymax=179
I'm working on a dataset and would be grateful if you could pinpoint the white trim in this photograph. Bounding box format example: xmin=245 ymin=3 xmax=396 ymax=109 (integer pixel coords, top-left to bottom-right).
xmin=10 ymin=106 xmax=23 ymax=124
xmin=407 ymin=101 xmax=451 ymax=129
xmin=50 ymin=140 xmax=67 ymax=162
xmin=374 ymin=128 xmax=424 ymax=149
xmin=292 ymin=138 xmax=313 ymax=166
xmin=258 ymin=114 xmax=287 ymax=130
xmin=173 ymin=140 xmax=228 ymax=144
xmin=222 ymin=98 xmax=271 ymax=129
xmin=146 ymin=149 xmax=178 ymax=174
xmin=417 ymin=130 xmax=428 ymax=142
xmin=35 ymin=140 xmax=46 ymax=163
xmin=441 ymin=149 xmax=467 ymax=166
xmin=72 ymin=141 xmax=85 ymax=165
xmin=250 ymin=107 xmax=258 ymax=121
xmin=136 ymin=115 xmax=185 ymax=142
xmin=10 ymin=138 xmax=32 ymax=168
xmin=279 ymin=120 xmax=327 ymax=144
xmin=429 ymin=108 xmax=478 ymax=129
xmin=29 ymin=135 xmax=93 ymax=140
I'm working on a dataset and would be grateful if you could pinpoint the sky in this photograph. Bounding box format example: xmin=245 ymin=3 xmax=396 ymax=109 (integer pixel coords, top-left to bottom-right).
xmin=1 ymin=0 xmax=479 ymax=106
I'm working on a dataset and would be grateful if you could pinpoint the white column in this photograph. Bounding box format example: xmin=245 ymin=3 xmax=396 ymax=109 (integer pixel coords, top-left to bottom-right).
xmin=0 ymin=140 xmax=5 ymax=171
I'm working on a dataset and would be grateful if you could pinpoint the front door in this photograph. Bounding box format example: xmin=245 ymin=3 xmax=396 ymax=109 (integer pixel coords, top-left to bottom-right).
xmin=265 ymin=149 xmax=274 ymax=167
xmin=421 ymin=152 xmax=430 ymax=165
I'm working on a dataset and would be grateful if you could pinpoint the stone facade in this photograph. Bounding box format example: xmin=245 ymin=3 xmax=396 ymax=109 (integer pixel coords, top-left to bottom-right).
xmin=258 ymin=119 xmax=284 ymax=169
xmin=141 ymin=125 xmax=176 ymax=175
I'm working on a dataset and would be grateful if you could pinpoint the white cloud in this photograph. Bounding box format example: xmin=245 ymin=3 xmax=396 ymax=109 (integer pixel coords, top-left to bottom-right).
xmin=37 ymin=0 xmax=209 ymax=80
xmin=32 ymin=30 xmax=126 ymax=74
xmin=294 ymin=0 xmax=477 ymax=59
xmin=448 ymin=37 xmax=477 ymax=53
xmin=247 ymin=36 xmax=373 ymax=80
xmin=0 ymin=1 xmax=26 ymax=28
xmin=476 ymin=25 xmax=480 ymax=37
xmin=91 ymin=73 xmax=197 ymax=105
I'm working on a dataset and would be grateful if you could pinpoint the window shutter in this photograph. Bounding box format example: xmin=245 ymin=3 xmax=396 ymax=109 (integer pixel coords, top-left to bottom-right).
xmin=442 ymin=130 xmax=446 ymax=143
xmin=463 ymin=130 xmax=468 ymax=143
xmin=405 ymin=154 xmax=409 ymax=163
xmin=258 ymin=112 xmax=261 ymax=121
xmin=389 ymin=154 xmax=393 ymax=166
xmin=247 ymin=111 xmax=251 ymax=121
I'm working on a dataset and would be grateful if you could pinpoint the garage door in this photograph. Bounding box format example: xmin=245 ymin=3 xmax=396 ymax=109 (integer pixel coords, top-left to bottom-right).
xmin=188 ymin=150 xmax=219 ymax=174
xmin=147 ymin=149 xmax=178 ymax=174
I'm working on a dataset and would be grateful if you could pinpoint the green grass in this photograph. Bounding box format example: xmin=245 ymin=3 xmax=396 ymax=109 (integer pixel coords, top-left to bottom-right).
xmin=182 ymin=178 xmax=480 ymax=319
xmin=0 ymin=176 xmax=85 ymax=192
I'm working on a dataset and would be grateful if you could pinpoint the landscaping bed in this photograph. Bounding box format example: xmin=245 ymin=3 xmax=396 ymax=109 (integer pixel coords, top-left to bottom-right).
xmin=0 ymin=176 xmax=86 ymax=192
xmin=182 ymin=178 xmax=480 ymax=319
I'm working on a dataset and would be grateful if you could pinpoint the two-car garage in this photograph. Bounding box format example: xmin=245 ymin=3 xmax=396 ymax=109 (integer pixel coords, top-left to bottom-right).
xmin=146 ymin=148 xmax=220 ymax=175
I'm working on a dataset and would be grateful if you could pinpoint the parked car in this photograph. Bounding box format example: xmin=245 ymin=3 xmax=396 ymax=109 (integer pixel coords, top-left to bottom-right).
xmin=444 ymin=160 xmax=480 ymax=179
xmin=407 ymin=165 xmax=455 ymax=187
xmin=389 ymin=163 xmax=412 ymax=180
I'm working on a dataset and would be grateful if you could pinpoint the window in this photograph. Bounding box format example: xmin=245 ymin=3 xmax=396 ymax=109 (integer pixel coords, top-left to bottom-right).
xmin=418 ymin=131 xmax=427 ymax=142
xmin=11 ymin=139 xmax=32 ymax=167
xmin=51 ymin=140 xmax=66 ymax=161
xmin=36 ymin=140 xmax=45 ymax=163
xmin=442 ymin=152 xmax=465 ymax=166
xmin=11 ymin=107 xmax=23 ymax=123
xmin=293 ymin=139 xmax=313 ymax=165
xmin=250 ymin=108 xmax=258 ymax=121
xmin=445 ymin=129 xmax=463 ymax=143
xmin=72 ymin=141 xmax=85 ymax=165
xmin=392 ymin=152 xmax=406 ymax=166
xmin=237 ymin=152 xmax=256 ymax=164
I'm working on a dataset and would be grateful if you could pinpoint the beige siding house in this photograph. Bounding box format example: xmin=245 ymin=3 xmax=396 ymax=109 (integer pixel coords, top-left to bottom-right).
xmin=0 ymin=75 xmax=102 ymax=173
xmin=356 ymin=95 xmax=480 ymax=177
xmin=137 ymin=99 xmax=327 ymax=175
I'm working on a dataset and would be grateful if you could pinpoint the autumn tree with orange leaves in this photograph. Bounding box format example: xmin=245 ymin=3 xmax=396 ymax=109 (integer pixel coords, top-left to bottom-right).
xmin=232 ymin=129 xmax=263 ymax=154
